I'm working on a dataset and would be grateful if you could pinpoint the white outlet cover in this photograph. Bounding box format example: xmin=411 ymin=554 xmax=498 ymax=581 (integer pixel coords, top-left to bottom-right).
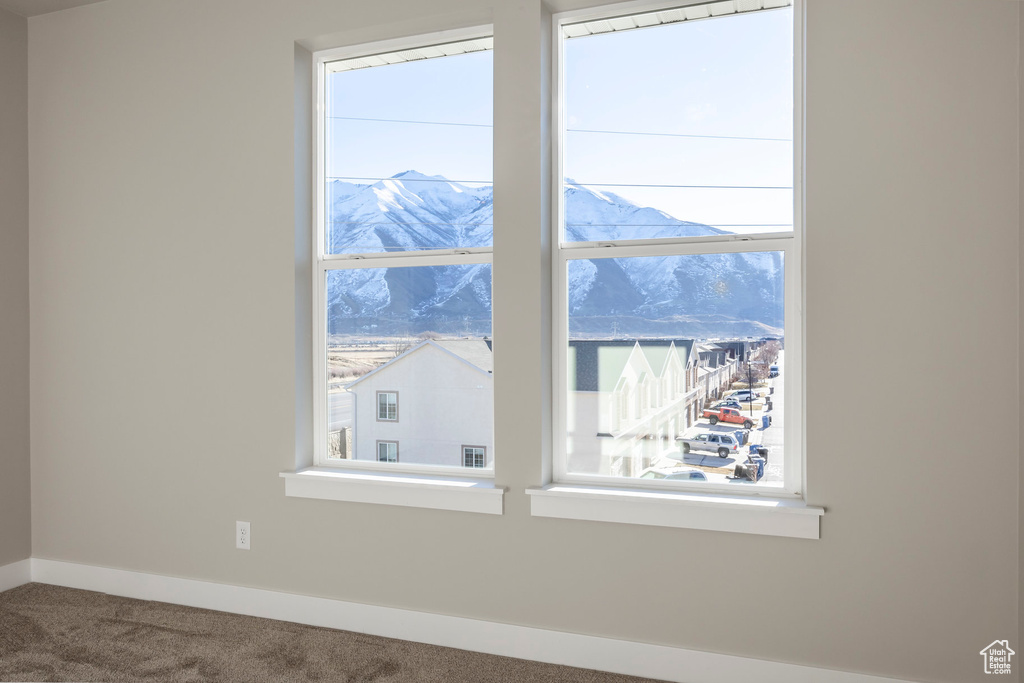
xmin=236 ymin=521 xmax=250 ymax=550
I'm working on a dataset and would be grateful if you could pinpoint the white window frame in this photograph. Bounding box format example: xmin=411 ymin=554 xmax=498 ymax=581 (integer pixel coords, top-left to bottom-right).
xmin=377 ymin=440 xmax=399 ymax=463
xmin=310 ymin=26 xmax=496 ymax=480
xmin=462 ymin=446 xmax=487 ymax=468
xmin=376 ymin=391 xmax=399 ymax=422
xmin=549 ymin=0 xmax=806 ymax=500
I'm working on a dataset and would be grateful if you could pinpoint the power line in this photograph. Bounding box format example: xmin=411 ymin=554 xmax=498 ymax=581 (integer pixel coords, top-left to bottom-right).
xmin=567 ymin=223 xmax=793 ymax=228
xmin=571 ymin=182 xmax=792 ymax=190
xmin=568 ymin=128 xmax=790 ymax=142
xmin=329 ymin=221 xmax=492 ymax=226
xmin=328 ymin=176 xmax=791 ymax=190
xmin=327 ymin=221 xmax=790 ymax=228
xmin=326 ymin=115 xmax=791 ymax=142
xmin=327 ymin=176 xmax=492 ymax=184
xmin=328 ymin=116 xmax=492 ymax=129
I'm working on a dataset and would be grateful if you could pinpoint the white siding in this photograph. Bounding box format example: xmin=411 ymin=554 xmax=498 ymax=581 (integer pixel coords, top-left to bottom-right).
xmin=350 ymin=344 xmax=493 ymax=467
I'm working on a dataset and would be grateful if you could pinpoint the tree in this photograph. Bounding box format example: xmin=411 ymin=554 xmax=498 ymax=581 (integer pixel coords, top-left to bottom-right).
xmin=758 ymin=340 xmax=782 ymax=365
xmin=742 ymin=360 xmax=769 ymax=414
xmin=388 ymin=336 xmax=413 ymax=359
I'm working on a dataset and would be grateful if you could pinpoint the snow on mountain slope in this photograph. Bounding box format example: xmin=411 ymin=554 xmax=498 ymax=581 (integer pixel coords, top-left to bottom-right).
xmin=562 ymin=180 xmax=726 ymax=243
xmin=327 ymin=171 xmax=491 ymax=254
xmin=325 ymin=172 xmax=783 ymax=338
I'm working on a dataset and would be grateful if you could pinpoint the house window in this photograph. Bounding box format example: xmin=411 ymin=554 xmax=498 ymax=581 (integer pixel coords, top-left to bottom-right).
xmin=555 ymin=0 xmax=800 ymax=494
xmin=376 ymin=391 xmax=398 ymax=422
xmin=312 ymin=29 xmax=495 ymax=473
xmin=377 ymin=441 xmax=399 ymax=463
xmin=462 ymin=446 xmax=486 ymax=468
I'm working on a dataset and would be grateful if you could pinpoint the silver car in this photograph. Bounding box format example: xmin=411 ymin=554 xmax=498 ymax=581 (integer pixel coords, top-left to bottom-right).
xmin=639 ymin=466 xmax=708 ymax=482
xmin=677 ymin=432 xmax=742 ymax=458
xmin=728 ymin=390 xmax=759 ymax=402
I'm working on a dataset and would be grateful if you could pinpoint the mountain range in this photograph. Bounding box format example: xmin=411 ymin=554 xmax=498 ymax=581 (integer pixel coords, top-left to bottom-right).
xmin=326 ymin=171 xmax=784 ymax=339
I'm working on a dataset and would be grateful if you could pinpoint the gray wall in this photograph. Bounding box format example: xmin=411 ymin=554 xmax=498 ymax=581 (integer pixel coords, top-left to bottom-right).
xmin=0 ymin=5 xmax=31 ymax=568
xmin=24 ymin=1 xmax=1019 ymax=682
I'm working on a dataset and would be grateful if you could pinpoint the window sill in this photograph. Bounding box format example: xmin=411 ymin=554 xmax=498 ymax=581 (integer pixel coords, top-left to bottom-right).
xmin=526 ymin=485 xmax=823 ymax=539
xmin=280 ymin=468 xmax=505 ymax=515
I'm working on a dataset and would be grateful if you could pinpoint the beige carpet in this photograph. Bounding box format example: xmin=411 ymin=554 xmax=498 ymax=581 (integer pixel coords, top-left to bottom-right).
xmin=0 ymin=584 xmax=667 ymax=682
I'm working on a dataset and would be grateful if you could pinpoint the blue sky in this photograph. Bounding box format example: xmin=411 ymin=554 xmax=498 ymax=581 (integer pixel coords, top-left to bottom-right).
xmin=326 ymin=7 xmax=793 ymax=234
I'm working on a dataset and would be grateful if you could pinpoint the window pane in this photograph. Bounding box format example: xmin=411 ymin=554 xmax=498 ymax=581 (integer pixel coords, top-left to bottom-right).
xmin=566 ymin=252 xmax=784 ymax=487
xmin=563 ymin=8 xmax=793 ymax=240
xmin=377 ymin=442 xmax=398 ymax=463
xmin=326 ymin=265 xmax=493 ymax=468
xmin=325 ymin=48 xmax=493 ymax=254
xmin=377 ymin=392 xmax=398 ymax=421
xmin=463 ymin=447 xmax=486 ymax=468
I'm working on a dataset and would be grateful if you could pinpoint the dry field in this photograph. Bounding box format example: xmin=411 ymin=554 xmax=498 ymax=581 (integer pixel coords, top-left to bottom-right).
xmin=326 ymin=337 xmax=416 ymax=390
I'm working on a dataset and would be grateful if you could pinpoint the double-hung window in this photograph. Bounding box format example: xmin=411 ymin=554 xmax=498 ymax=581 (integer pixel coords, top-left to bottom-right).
xmin=312 ymin=29 xmax=495 ymax=475
xmin=462 ymin=446 xmax=487 ymax=468
xmin=552 ymin=0 xmax=803 ymax=497
xmin=377 ymin=441 xmax=399 ymax=463
xmin=376 ymin=392 xmax=398 ymax=422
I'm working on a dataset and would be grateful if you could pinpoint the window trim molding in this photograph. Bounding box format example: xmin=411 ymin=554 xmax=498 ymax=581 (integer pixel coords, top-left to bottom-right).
xmin=282 ymin=468 xmax=505 ymax=515
xmin=526 ymin=484 xmax=822 ymax=539
xmin=376 ymin=440 xmax=399 ymax=463
xmin=548 ymin=0 xmax=806 ymax=501
xmin=310 ymin=24 xmax=496 ymax=474
xmin=376 ymin=390 xmax=399 ymax=422
xmin=462 ymin=445 xmax=487 ymax=468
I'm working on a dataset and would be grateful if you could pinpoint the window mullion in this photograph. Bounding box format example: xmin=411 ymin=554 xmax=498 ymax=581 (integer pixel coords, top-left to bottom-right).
xmin=560 ymin=236 xmax=794 ymax=262
xmin=320 ymin=249 xmax=492 ymax=272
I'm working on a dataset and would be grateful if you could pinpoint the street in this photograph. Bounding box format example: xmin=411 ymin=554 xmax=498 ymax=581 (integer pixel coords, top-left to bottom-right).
xmin=664 ymin=350 xmax=786 ymax=485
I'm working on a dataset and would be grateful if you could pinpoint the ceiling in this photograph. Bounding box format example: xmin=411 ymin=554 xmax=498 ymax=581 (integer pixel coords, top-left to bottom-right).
xmin=0 ymin=0 xmax=107 ymax=17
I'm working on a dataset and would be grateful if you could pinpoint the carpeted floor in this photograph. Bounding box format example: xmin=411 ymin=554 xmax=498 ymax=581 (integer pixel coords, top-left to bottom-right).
xmin=0 ymin=584 xmax=667 ymax=682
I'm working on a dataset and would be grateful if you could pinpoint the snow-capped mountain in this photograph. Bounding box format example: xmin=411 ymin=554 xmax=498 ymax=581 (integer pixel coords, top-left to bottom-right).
xmin=326 ymin=172 xmax=783 ymax=339
xmin=327 ymin=171 xmax=493 ymax=254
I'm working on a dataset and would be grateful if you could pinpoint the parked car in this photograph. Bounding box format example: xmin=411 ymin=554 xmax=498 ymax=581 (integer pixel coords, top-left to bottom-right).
xmin=701 ymin=406 xmax=755 ymax=429
xmin=727 ymin=389 xmax=760 ymax=402
xmin=639 ymin=466 xmax=708 ymax=482
xmin=769 ymin=365 xmax=779 ymax=378
xmin=677 ymin=432 xmax=743 ymax=458
xmin=709 ymin=399 xmax=742 ymax=410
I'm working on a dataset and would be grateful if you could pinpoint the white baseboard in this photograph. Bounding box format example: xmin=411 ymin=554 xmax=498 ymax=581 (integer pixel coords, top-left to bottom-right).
xmin=0 ymin=559 xmax=32 ymax=593
xmin=29 ymin=558 xmax=914 ymax=683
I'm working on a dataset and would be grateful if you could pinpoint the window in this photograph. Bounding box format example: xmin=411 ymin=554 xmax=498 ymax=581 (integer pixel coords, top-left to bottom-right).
xmin=289 ymin=3 xmax=817 ymax=532
xmin=376 ymin=392 xmax=398 ymax=422
xmin=462 ymin=446 xmax=486 ymax=468
xmin=553 ymin=0 xmax=801 ymax=496
xmin=312 ymin=29 xmax=495 ymax=474
xmin=377 ymin=441 xmax=399 ymax=463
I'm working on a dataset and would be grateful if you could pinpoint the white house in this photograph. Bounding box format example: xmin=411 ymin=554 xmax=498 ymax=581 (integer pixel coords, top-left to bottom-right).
xmin=346 ymin=339 xmax=494 ymax=468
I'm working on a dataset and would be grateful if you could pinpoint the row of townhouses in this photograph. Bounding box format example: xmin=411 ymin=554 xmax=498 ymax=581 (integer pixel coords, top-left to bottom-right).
xmin=338 ymin=338 xmax=771 ymax=474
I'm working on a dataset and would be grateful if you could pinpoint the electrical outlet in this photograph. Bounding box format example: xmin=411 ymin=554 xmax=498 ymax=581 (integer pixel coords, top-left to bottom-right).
xmin=236 ymin=521 xmax=250 ymax=550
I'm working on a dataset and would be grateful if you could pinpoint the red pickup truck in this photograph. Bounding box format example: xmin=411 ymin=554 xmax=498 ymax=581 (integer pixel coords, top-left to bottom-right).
xmin=701 ymin=406 xmax=754 ymax=429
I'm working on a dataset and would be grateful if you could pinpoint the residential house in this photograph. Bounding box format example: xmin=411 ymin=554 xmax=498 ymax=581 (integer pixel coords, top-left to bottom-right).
xmin=347 ymin=340 xmax=493 ymax=468
xmin=567 ymin=339 xmax=699 ymax=477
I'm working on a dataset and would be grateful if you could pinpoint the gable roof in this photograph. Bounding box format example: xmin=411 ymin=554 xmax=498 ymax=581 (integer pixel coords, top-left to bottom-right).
xmin=346 ymin=338 xmax=493 ymax=389
xmin=569 ymin=339 xmax=696 ymax=392
xmin=433 ymin=339 xmax=493 ymax=373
